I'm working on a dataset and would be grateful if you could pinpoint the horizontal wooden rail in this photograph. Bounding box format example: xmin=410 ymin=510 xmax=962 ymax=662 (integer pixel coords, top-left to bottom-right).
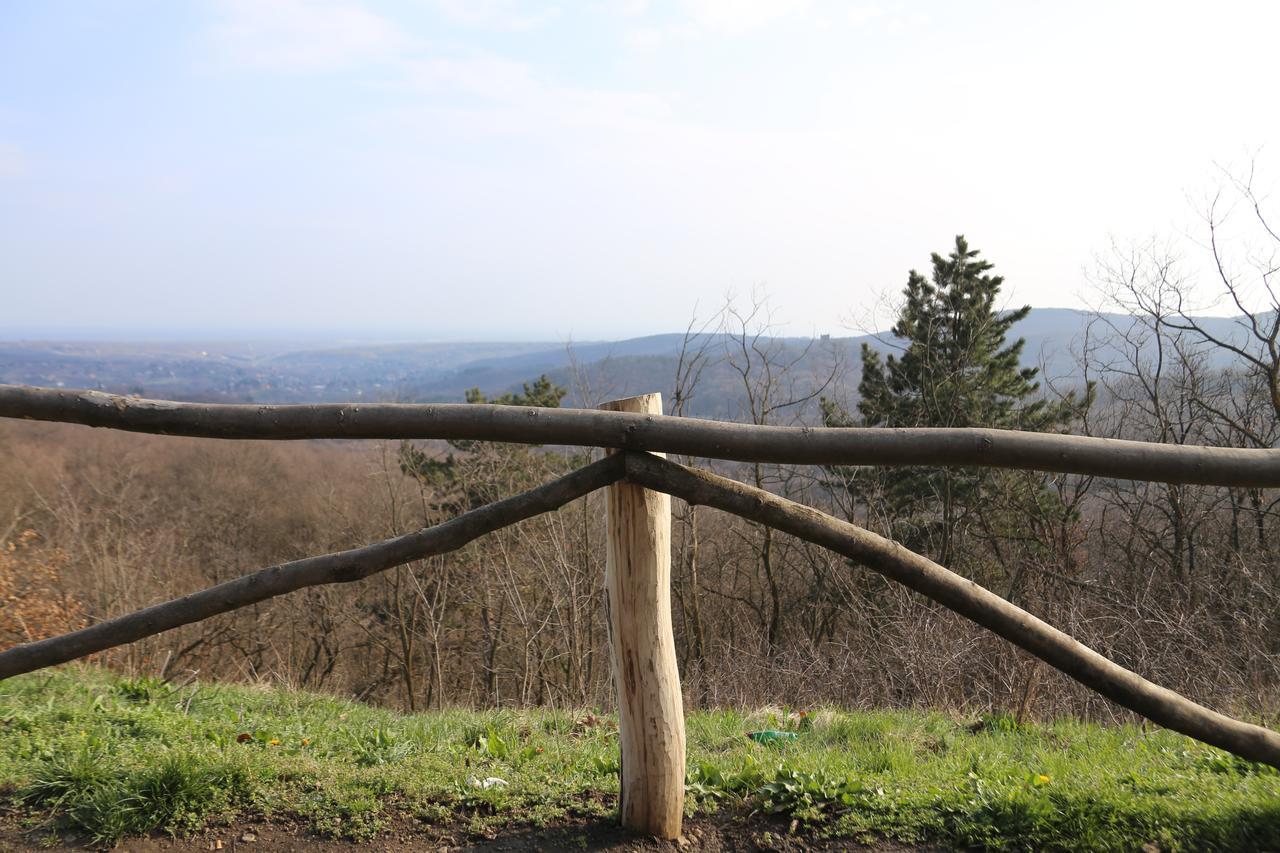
xmin=621 ymin=452 xmax=1280 ymax=769
xmin=0 ymin=455 xmax=624 ymax=681
xmin=2 ymin=384 xmax=1280 ymax=485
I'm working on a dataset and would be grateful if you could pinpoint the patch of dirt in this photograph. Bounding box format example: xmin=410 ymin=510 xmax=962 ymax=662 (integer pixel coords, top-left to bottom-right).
xmin=0 ymin=810 xmax=946 ymax=852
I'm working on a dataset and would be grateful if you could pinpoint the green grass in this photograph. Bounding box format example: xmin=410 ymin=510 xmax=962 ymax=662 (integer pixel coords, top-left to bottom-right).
xmin=1 ymin=668 xmax=1277 ymax=850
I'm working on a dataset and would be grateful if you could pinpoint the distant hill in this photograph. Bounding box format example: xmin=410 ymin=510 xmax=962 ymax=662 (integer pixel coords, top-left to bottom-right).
xmin=0 ymin=308 xmax=1265 ymax=416
xmin=0 ymin=339 xmax=562 ymax=404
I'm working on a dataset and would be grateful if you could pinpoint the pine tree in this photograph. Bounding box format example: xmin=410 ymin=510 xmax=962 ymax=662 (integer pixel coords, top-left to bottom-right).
xmin=823 ymin=236 xmax=1089 ymax=568
xmin=399 ymin=374 xmax=572 ymax=513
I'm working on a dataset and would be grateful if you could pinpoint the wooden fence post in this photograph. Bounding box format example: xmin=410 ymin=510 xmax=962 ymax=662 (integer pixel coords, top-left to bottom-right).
xmin=599 ymin=393 xmax=685 ymax=839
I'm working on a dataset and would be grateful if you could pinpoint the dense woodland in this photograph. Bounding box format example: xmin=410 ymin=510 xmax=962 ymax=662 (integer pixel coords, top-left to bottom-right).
xmin=2 ymin=181 xmax=1278 ymax=724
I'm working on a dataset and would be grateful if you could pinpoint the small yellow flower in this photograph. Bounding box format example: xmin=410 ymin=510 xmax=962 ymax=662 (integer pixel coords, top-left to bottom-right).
xmin=301 ymin=738 xmax=311 ymax=746
xmin=267 ymin=738 xmax=280 ymax=746
xmin=1033 ymin=774 xmax=1051 ymax=786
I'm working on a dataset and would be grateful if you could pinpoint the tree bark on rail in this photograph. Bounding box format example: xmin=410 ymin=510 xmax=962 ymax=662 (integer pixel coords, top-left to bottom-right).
xmin=620 ymin=452 xmax=1280 ymax=770
xmin=3 ymin=384 xmax=1279 ymax=486
xmin=0 ymin=456 xmax=624 ymax=681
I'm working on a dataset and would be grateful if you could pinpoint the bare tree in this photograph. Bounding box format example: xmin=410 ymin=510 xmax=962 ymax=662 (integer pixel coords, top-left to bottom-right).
xmin=720 ymin=290 xmax=841 ymax=652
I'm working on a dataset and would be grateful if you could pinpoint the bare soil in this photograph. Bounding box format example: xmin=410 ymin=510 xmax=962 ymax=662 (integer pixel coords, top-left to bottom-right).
xmin=0 ymin=810 xmax=944 ymax=852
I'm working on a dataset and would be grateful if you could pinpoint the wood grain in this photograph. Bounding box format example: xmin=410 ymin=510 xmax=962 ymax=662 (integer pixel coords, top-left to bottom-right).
xmin=601 ymin=395 xmax=685 ymax=838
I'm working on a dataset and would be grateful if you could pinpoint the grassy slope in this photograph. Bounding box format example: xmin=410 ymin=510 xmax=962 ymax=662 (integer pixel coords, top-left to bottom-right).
xmin=0 ymin=668 xmax=1277 ymax=851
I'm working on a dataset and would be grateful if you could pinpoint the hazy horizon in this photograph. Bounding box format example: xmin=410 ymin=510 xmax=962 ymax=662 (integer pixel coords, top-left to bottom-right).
xmin=0 ymin=304 xmax=1269 ymax=350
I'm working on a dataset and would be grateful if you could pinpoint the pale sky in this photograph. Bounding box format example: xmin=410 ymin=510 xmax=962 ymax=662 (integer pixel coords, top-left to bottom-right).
xmin=1 ymin=1 xmax=1277 ymax=340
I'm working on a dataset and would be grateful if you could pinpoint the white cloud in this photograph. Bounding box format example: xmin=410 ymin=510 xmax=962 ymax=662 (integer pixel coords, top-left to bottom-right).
xmin=206 ymin=0 xmax=672 ymax=136
xmin=429 ymin=0 xmax=561 ymax=30
xmin=846 ymin=3 xmax=883 ymax=26
xmin=0 ymin=142 xmax=25 ymax=179
xmin=846 ymin=2 xmax=928 ymax=32
xmin=209 ymin=0 xmax=409 ymax=72
xmin=623 ymin=22 xmax=699 ymax=49
xmin=601 ymin=0 xmax=653 ymax=15
xmin=404 ymin=54 xmax=539 ymax=101
xmin=681 ymin=0 xmax=810 ymax=35
xmin=624 ymin=25 xmax=665 ymax=48
xmin=403 ymin=51 xmax=672 ymax=134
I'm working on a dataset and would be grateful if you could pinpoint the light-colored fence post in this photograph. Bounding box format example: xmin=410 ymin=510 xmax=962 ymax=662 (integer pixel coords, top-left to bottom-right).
xmin=599 ymin=393 xmax=685 ymax=839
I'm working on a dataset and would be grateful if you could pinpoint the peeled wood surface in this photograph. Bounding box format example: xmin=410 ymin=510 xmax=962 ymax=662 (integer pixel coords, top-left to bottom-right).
xmin=621 ymin=451 xmax=1280 ymax=770
xmin=0 ymin=456 xmax=624 ymax=682
xmin=3 ymin=384 xmax=1280 ymax=486
xmin=602 ymin=396 xmax=685 ymax=839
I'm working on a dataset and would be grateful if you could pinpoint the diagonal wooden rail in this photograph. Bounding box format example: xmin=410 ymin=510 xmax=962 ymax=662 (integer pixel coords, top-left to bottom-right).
xmin=3 ymin=384 xmax=1280 ymax=485
xmin=2 ymin=384 xmax=1279 ymax=839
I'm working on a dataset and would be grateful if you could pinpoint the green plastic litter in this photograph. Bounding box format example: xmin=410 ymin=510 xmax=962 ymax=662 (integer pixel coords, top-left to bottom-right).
xmin=747 ymin=730 xmax=799 ymax=744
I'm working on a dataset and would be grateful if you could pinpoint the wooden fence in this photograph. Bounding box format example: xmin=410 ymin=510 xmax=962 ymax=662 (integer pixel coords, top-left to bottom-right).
xmin=1 ymin=384 xmax=1279 ymax=839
